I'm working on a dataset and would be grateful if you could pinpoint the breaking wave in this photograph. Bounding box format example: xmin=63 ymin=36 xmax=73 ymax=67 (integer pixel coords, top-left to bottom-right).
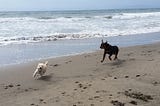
xmin=0 ymin=9 xmax=160 ymax=46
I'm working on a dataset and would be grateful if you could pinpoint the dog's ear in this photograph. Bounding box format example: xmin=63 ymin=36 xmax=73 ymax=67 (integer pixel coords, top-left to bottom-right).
xmin=45 ymin=61 xmax=48 ymax=65
xmin=105 ymin=40 xmax=108 ymax=43
xmin=101 ymin=39 xmax=104 ymax=43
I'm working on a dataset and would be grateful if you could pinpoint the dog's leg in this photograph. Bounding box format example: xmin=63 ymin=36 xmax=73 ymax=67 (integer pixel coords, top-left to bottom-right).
xmin=33 ymin=69 xmax=38 ymax=78
xmin=114 ymin=50 xmax=119 ymax=60
xmin=39 ymin=70 xmax=43 ymax=78
xmin=114 ymin=47 xmax=119 ymax=60
xmin=101 ymin=51 xmax=106 ymax=62
xmin=114 ymin=54 xmax=118 ymax=60
xmin=108 ymin=54 xmax=112 ymax=61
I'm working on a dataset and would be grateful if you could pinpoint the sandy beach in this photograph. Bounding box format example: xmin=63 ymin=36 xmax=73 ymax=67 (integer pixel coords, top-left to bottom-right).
xmin=0 ymin=42 xmax=160 ymax=106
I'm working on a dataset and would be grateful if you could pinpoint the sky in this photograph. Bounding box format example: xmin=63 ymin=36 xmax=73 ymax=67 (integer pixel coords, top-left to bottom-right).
xmin=0 ymin=0 xmax=160 ymax=11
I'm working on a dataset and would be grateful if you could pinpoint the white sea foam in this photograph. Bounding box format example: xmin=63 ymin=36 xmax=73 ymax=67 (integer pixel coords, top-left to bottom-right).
xmin=0 ymin=10 xmax=160 ymax=46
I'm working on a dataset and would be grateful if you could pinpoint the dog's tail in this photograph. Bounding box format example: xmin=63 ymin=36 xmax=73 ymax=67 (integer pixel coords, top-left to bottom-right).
xmin=45 ymin=61 xmax=48 ymax=65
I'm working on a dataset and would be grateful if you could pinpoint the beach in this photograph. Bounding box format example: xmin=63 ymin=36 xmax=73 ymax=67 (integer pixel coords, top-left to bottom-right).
xmin=1 ymin=9 xmax=160 ymax=106
xmin=0 ymin=42 xmax=160 ymax=106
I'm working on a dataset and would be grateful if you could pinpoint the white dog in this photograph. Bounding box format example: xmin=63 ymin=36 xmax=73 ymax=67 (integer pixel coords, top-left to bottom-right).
xmin=33 ymin=61 xmax=48 ymax=79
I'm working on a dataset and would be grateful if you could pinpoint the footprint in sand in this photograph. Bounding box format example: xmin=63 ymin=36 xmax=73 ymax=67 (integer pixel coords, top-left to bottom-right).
xmin=128 ymin=88 xmax=132 ymax=91
xmin=39 ymin=99 xmax=46 ymax=104
xmin=61 ymin=92 xmax=66 ymax=96
xmin=129 ymin=100 xmax=137 ymax=105
xmin=141 ymin=53 xmax=147 ymax=56
xmin=136 ymin=75 xmax=140 ymax=77
xmin=88 ymin=84 xmax=92 ymax=86
xmin=92 ymin=68 xmax=100 ymax=72
xmin=84 ymin=55 xmax=91 ymax=58
xmin=4 ymin=86 xmax=8 ymax=89
xmin=75 ymin=81 xmax=79 ymax=83
xmin=28 ymin=88 xmax=39 ymax=91
xmin=30 ymin=103 xmax=35 ymax=106
xmin=94 ymin=96 xmax=100 ymax=99
xmin=96 ymin=90 xmax=107 ymax=93
xmin=88 ymin=98 xmax=93 ymax=100
xmin=30 ymin=103 xmax=39 ymax=106
xmin=25 ymin=89 xmax=29 ymax=92
xmin=90 ymin=104 xmax=95 ymax=106
xmin=50 ymin=64 xmax=59 ymax=67
xmin=114 ymin=77 xmax=117 ymax=79
xmin=101 ymin=78 xmax=106 ymax=80
xmin=152 ymin=81 xmax=159 ymax=86
xmin=111 ymin=100 xmax=125 ymax=106
xmin=128 ymin=58 xmax=135 ymax=61
xmin=100 ymin=100 xmax=104 ymax=102
xmin=75 ymin=82 xmax=92 ymax=91
xmin=78 ymin=83 xmax=83 ymax=88
xmin=147 ymin=50 xmax=155 ymax=53
xmin=72 ymin=101 xmax=83 ymax=105
xmin=8 ymin=84 xmax=14 ymax=88
xmin=147 ymin=59 xmax=154 ymax=61
xmin=125 ymin=52 xmax=133 ymax=56
xmin=4 ymin=84 xmax=21 ymax=89
xmin=16 ymin=84 xmax=21 ymax=87
xmin=39 ymin=99 xmax=44 ymax=102
xmin=83 ymin=86 xmax=87 ymax=89
xmin=125 ymin=76 xmax=129 ymax=78
xmin=65 ymin=60 xmax=72 ymax=64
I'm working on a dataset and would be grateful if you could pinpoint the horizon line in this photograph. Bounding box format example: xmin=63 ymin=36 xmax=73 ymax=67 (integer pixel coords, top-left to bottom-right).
xmin=0 ymin=7 xmax=160 ymax=12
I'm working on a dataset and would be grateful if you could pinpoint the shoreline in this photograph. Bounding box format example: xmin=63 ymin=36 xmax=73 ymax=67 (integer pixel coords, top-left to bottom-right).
xmin=1 ymin=39 xmax=160 ymax=69
xmin=0 ymin=31 xmax=160 ymax=67
xmin=0 ymin=42 xmax=160 ymax=105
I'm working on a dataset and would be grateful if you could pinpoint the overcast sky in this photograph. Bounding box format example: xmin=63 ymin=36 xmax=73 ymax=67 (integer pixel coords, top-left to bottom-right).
xmin=0 ymin=0 xmax=160 ymax=11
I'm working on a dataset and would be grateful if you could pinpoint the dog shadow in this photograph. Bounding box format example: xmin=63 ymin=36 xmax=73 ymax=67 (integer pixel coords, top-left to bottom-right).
xmin=38 ymin=73 xmax=53 ymax=81
xmin=103 ymin=59 xmax=126 ymax=66
xmin=111 ymin=59 xmax=126 ymax=66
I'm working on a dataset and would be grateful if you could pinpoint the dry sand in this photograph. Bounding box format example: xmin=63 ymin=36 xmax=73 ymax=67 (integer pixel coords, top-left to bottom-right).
xmin=0 ymin=42 xmax=160 ymax=106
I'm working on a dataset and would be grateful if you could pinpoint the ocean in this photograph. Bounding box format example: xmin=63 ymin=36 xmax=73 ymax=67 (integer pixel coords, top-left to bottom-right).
xmin=0 ymin=8 xmax=160 ymax=66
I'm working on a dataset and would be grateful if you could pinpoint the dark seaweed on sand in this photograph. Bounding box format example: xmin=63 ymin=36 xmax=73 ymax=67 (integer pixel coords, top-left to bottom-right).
xmin=124 ymin=91 xmax=153 ymax=102
xmin=111 ymin=100 xmax=125 ymax=106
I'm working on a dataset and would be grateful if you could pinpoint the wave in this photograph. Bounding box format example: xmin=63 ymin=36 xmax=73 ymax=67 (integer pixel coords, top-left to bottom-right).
xmin=113 ymin=12 xmax=160 ymax=20
xmin=103 ymin=16 xmax=113 ymax=19
xmin=0 ymin=10 xmax=160 ymax=46
xmin=0 ymin=33 xmax=107 ymax=46
xmin=1 ymin=11 xmax=160 ymax=22
xmin=38 ymin=16 xmax=56 ymax=19
xmin=1 ymin=27 xmax=160 ymax=46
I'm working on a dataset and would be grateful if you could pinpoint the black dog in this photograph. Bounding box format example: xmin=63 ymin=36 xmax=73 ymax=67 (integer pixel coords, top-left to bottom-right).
xmin=100 ymin=40 xmax=119 ymax=62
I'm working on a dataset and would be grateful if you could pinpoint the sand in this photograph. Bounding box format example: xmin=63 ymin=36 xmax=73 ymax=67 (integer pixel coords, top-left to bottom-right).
xmin=0 ymin=42 xmax=160 ymax=106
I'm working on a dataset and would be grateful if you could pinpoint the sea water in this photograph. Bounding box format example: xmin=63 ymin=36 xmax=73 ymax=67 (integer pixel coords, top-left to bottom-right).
xmin=0 ymin=9 xmax=160 ymax=66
